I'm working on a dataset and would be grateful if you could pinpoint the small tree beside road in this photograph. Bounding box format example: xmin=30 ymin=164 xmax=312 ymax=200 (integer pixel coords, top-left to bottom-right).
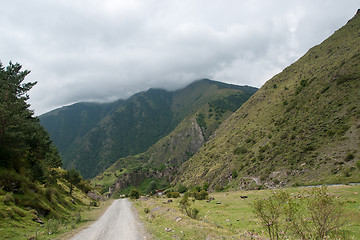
xmin=253 ymin=187 xmax=347 ymax=240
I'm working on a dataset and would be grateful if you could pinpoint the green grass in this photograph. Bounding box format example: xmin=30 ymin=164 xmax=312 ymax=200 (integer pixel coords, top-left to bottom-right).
xmin=134 ymin=185 xmax=360 ymax=239
xmin=0 ymin=167 xmax=103 ymax=239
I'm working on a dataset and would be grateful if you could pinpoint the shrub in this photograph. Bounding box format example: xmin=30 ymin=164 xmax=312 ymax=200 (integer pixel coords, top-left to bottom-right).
xmin=69 ymin=211 xmax=81 ymax=229
xmin=203 ymin=182 xmax=209 ymax=191
xmin=232 ymin=170 xmax=238 ymax=179
xmin=190 ymin=207 xmax=200 ymax=219
xmin=233 ymin=146 xmax=248 ymax=155
xmin=336 ymin=74 xmax=354 ymax=85
xmin=253 ymin=191 xmax=289 ymax=240
xmin=177 ymin=184 xmax=188 ymax=193
xmin=45 ymin=188 xmax=54 ymax=202
xmin=171 ymin=192 xmax=180 ymax=198
xmin=3 ymin=192 xmax=14 ymax=205
xmin=195 ymin=190 xmax=208 ymax=200
xmin=45 ymin=218 xmax=62 ymax=235
xmin=179 ymin=193 xmax=199 ymax=219
xmin=129 ymin=189 xmax=140 ymax=199
xmin=356 ymin=161 xmax=360 ymax=170
xmin=252 ymin=187 xmax=347 ymax=240
xmin=288 ymin=187 xmax=347 ymax=239
xmin=144 ymin=207 xmax=150 ymax=214
xmin=166 ymin=191 xmax=180 ymax=198
xmin=344 ymin=153 xmax=355 ymax=162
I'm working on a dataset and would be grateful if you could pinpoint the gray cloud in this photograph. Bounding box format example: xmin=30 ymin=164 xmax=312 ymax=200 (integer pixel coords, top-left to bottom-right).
xmin=1 ymin=0 xmax=358 ymax=115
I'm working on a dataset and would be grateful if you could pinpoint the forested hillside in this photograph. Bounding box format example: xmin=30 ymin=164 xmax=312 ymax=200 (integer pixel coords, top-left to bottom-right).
xmin=41 ymin=79 xmax=257 ymax=178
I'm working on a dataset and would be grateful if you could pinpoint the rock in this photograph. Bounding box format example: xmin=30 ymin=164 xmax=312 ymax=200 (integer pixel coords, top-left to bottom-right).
xmin=165 ymin=227 xmax=172 ymax=232
xmin=216 ymin=202 xmax=221 ymax=204
xmin=33 ymin=218 xmax=44 ymax=224
xmin=167 ymin=199 xmax=173 ymax=203
xmin=176 ymin=217 xmax=182 ymax=222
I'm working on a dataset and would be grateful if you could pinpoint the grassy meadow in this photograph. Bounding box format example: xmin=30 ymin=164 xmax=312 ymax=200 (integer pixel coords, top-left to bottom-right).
xmin=134 ymin=185 xmax=360 ymax=239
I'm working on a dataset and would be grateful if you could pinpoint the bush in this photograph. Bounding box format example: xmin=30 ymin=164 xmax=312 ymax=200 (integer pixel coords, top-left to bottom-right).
xmin=45 ymin=218 xmax=62 ymax=235
xmin=69 ymin=211 xmax=82 ymax=229
xmin=253 ymin=191 xmax=289 ymax=240
xmin=177 ymin=184 xmax=188 ymax=193
xmin=344 ymin=153 xmax=355 ymax=162
xmin=253 ymin=187 xmax=347 ymax=240
xmin=179 ymin=194 xmax=199 ymax=219
xmin=166 ymin=191 xmax=180 ymax=198
xmin=190 ymin=207 xmax=199 ymax=219
xmin=356 ymin=161 xmax=360 ymax=170
xmin=129 ymin=189 xmax=140 ymax=199
xmin=233 ymin=146 xmax=248 ymax=155
xmin=144 ymin=207 xmax=150 ymax=214
xmin=171 ymin=192 xmax=180 ymax=198
xmin=45 ymin=188 xmax=54 ymax=202
xmin=195 ymin=190 xmax=208 ymax=200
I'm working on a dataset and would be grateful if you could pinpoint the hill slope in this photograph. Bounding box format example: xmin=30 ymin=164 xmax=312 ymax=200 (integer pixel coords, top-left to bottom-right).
xmin=175 ymin=11 xmax=360 ymax=189
xmin=0 ymin=62 xmax=95 ymax=239
xmin=41 ymin=79 xmax=257 ymax=179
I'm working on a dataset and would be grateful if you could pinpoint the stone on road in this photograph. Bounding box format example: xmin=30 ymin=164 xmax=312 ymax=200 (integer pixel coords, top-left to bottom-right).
xmin=71 ymin=199 xmax=147 ymax=240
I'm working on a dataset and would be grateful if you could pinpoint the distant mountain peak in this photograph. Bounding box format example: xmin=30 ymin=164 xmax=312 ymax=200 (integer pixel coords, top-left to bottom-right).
xmin=40 ymin=79 xmax=257 ymax=178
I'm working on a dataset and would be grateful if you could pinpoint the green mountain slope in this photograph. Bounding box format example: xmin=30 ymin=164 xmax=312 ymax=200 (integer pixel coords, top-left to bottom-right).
xmin=40 ymin=101 xmax=123 ymax=154
xmin=94 ymin=94 xmax=244 ymax=192
xmin=40 ymin=79 xmax=257 ymax=179
xmin=175 ymin=12 xmax=360 ymax=189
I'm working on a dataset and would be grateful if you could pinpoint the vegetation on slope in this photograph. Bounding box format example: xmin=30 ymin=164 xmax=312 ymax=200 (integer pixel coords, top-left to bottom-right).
xmin=134 ymin=185 xmax=360 ymax=239
xmin=93 ymin=85 xmax=256 ymax=194
xmin=41 ymin=79 xmax=257 ymax=179
xmin=175 ymin=11 xmax=360 ymax=189
xmin=0 ymin=61 xmax=98 ymax=239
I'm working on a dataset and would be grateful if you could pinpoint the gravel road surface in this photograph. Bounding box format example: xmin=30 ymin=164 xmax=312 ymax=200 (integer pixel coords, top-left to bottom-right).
xmin=70 ymin=199 xmax=147 ymax=240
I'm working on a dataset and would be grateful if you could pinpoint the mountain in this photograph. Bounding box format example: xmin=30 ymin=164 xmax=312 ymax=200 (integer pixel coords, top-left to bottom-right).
xmin=40 ymin=79 xmax=257 ymax=179
xmin=94 ymin=95 xmax=242 ymax=192
xmin=40 ymin=101 xmax=123 ymax=155
xmin=174 ymin=11 xmax=360 ymax=190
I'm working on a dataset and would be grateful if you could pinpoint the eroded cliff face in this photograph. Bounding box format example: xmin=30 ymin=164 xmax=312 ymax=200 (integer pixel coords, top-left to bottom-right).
xmin=147 ymin=117 xmax=205 ymax=167
xmin=108 ymin=117 xmax=205 ymax=194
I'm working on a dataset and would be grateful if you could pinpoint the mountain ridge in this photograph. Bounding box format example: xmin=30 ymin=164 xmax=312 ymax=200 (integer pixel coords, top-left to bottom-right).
xmin=174 ymin=12 xmax=360 ymax=189
xmin=40 ymin=79 xmax=257 ymax=178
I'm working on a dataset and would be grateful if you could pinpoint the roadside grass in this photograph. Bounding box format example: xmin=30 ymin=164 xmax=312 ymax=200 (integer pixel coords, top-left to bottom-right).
xmin=0 ymin=181 xmax=112 ymax=240
xmin=56 ymin=199 xmax=113 ymax=240
xmin=134 ymin=185 xmax=360 ymax=239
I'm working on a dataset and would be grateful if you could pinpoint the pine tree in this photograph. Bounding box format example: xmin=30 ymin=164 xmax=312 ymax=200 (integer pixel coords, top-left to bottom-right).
xmin=0 ymin=61 xmax=62 ymax=173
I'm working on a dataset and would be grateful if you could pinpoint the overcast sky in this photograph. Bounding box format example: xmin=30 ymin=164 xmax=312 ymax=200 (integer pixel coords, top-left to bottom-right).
xmin=1 ymin=0 xmax=358 ymax=115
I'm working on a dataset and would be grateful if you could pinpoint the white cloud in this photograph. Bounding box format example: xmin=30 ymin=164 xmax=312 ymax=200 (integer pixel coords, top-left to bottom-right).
xmin=0 ymin=0 xmax=358 ymax=115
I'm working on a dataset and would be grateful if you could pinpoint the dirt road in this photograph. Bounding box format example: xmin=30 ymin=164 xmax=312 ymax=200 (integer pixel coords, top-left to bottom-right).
xmin=70 ymin=199 xmax=148 ymax=240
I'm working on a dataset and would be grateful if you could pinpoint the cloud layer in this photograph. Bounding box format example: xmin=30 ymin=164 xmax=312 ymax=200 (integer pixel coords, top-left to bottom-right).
xmin=1 ymin=0 xmax=358 ymax=115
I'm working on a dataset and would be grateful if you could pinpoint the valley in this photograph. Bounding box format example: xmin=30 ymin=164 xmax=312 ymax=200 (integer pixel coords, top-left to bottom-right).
xmin=1 ymin=7 xmax=360 ymax=240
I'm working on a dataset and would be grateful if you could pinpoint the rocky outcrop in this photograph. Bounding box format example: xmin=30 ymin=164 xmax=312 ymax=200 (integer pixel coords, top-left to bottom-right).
xmin=109 ymin=167 xmax=178 ymax=194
